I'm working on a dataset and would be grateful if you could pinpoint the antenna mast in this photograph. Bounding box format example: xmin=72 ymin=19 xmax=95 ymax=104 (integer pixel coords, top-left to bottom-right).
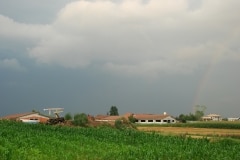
xmin=43 ymin=108 xmax=64 ymax=117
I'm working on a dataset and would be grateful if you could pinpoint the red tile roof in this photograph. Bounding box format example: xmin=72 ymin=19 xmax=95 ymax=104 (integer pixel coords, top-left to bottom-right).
xmin=94 ymin=114 xmax=109 ymax=120
xmin=94 ymin=113 xmax=174 ymax=121
xmin=102 ymin=116 xmax=122 ymax=121
xmin=96 ymin=115 xmax=122 ymax=121
xmin=1 ymin=112 xmax=34 ymax=120
xmin=133 ymin=113 xmax=171 ymax=120
xmin=1 ymin=112 xmax=50 ymax=120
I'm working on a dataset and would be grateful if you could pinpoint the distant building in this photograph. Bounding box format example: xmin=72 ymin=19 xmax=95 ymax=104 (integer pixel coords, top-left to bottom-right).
xmin=1 ymin=112 xmax=49 ymax=123
xmin=227 ymin=117 xmax=240 ymax=121
xmin=95 ymin=112 xmax=176 ymax=124
xmin=133 ymin=112 xmax=176 ymax=124
xmin=202 ymin=114 xmax=222 ymax=121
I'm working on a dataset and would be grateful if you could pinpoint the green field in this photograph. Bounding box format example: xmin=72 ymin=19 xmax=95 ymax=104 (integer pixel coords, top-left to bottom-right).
xmin=137 ymin=121 xmax=240 ymax=129
xmin=1 ymin=120 xmax=240 ymax=160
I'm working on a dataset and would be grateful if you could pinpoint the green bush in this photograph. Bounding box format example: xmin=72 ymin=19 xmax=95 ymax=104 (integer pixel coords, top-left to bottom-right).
xmin=115 ymin=119 xmax=124 ymax=130
xmin=73 ymin=113 xmax=88 ymax=126
xmin=64 ymin=113 xmax=72 ymax=120
xmin=128 ymin=114 xmax=137 ymax=123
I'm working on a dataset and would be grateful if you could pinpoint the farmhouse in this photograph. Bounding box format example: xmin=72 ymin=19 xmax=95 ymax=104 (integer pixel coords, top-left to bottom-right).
xmin=202 ymin=114 xmax=222 ymax=121
xmin=133 ymin=112 xmax=176 ymax=124
xmin=1 ymin=112 xmax=50 ymax=123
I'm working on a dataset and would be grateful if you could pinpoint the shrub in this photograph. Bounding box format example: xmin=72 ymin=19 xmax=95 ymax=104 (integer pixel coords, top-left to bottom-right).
xmin=73 ymin=113 xmax=88 ymax=126
xmin=128 ymin=114 xmax=137 ymax=123
xmin=64 ymin=113 xmax=72 ymax=120
xmin=115 ymin=119 xmax=124 ymax=130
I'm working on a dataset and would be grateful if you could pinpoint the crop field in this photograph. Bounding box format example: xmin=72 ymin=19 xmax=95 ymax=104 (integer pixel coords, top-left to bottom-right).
xmin=137 ymin=122 xmax=240 ymax=139
xmin=138 ymin=126 xmax=240 ymax=138
xmin=1 ymin=120 xmax=240 ymax=160
xmin=136 ymin=121 xmax=240 ymax=129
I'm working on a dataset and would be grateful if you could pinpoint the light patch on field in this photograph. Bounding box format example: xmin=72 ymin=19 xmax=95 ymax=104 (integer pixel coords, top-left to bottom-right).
xmin=137 ymin=126 xmax=240 ymax=138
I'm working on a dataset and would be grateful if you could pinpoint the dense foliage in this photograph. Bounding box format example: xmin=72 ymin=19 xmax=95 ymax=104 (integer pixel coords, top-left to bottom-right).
xmin=109 ymin=106 xmax=119 ymax=116
xmin=73 ymin=113 xmax=88 ymax=126
xmin=1 ymin=120 xmax=240 ymax=160
xmin=64 ymin=113 xmax=72 ymax=120
xmin=177 ymin=105 xmax=206 ymax=122
xmin=128 ymin=114 xmax=137 ymax=123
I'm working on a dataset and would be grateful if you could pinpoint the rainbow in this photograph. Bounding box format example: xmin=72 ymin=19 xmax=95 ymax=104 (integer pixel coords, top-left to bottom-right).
xmin=191 ymin=30 xmax=237 ymax=108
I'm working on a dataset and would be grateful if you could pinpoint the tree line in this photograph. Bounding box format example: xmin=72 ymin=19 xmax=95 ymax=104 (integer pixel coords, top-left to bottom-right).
xmin=64 ymin=105 xmax=120 ymax=127
xmin=176 ymin=105 xmax=207 ymax=123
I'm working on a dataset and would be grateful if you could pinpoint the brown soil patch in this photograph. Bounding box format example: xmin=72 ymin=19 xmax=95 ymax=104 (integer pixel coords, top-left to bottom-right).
xmin=137 ymin=126 xmax=240 ymax=137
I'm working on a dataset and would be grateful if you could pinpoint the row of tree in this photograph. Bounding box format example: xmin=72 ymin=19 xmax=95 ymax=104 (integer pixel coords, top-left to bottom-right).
xmin=176 ymin=105 xmax=207 ymax=123
xmin=64 ymin=106 xmax=119 ymax=127
xmin=65 ymin=113 xmax=88 ymax=126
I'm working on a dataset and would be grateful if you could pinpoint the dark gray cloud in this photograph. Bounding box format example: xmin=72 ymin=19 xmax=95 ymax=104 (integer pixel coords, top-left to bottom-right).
xmin=0 ymin=0 xmax=240 ymax=118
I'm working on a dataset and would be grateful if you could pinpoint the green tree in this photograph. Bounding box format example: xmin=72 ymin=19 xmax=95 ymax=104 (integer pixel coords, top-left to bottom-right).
xmin=177 ymin=105 xmax=207 ymax=122
xmin=194 ymin=105 xmax=206 ymax=121
xmin=189 ymin=113 xmax=197 ymax=121
xmin=177 ymin=113 xmax=196 ymax=122
xmin=115 ymin=119 xmax=124 ymax=130
xmin=128 ymin=114 xmax=137 ymax=123
xmin=32 ymin=109 xmax=39 ymax=113
xmin=177 ymin=114 xmax=187 ymax=123
xmin=109 ymin=106 xmax=119 ymax=116
xmin=64 ymin=113 xmax=72 ymax=120
xmin=73 ymin=113 xmax=88 ymax=126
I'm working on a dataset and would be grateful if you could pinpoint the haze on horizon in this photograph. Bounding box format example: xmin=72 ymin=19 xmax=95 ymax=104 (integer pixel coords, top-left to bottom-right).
xmin=0 ymin=0 xmax=240 ymax=118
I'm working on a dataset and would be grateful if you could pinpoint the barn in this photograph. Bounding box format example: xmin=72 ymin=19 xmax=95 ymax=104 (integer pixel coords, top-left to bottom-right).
xmin=133 ymin=112 xmax=176 ymax=124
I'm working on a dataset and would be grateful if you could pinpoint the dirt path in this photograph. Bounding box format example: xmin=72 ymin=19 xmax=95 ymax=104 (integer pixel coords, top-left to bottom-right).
xmin=137 ymin=126 xmax=240 ymax=137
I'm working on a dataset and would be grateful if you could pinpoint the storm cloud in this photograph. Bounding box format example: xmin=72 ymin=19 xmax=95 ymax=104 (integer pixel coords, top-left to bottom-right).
xmin=1 ymin=0 xmax=240 ymax=117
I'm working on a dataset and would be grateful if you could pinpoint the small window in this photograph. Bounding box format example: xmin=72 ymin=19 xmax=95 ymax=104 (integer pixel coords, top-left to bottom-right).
xmin=163 ymin=120 xmax=167 ymax=122
xmin=172 ymin=120 xmax=175 ymax=122
xmin=148 ymin=120 xmax=153 ymax=122
xmin=156 ymin=120 xmax=161 ymax=122
xmin=141 ymin=120 xmax=146 ymax=122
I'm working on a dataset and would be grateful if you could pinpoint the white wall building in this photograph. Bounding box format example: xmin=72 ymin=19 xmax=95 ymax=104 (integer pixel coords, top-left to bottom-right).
xmin=134 ymin=112 xmax=176 ymax=124
xmin=1 ymin=112 xmax=49 ymax=123
xmin=227 ymin=117 xmax=240 ymax=121
xmin=202 ymin=114 xmax=222 ymax=121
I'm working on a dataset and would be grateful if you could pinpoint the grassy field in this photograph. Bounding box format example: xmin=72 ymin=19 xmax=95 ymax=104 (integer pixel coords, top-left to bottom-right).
xmin=136 ymin=121 xmax=240 ymax=129
xmin=138 ymin=126 xmax=240 ymax=138
xmin=1 ymin=120 xmax=240 ymax=160
xmin=137 ymin=121 xmax=240 ymax=139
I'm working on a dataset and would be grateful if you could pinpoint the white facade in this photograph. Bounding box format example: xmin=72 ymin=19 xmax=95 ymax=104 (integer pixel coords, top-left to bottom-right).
xmin=135 ymin=116 xmax=176 ymax=124
xmin=202 ymin=114 xmax=222 ymax=121
xmin=228 ymin=117 xmax=240 ymax=121
xmin=18 ymin=113 xmax=49 ymax=123
xmin=21 ymin=119 xmax=40 ymax=124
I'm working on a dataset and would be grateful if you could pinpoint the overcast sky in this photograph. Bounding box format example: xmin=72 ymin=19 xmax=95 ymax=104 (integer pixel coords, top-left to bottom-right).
xmin=1 ymin=0 xmax=240 ymax=118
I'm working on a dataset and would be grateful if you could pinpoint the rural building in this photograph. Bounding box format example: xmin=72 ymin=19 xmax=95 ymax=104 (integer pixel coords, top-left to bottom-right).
xmin=227 ymin=117 xmax=240 ymax=121
xmin=1 ymin=112 xmax=50 ymax=123
xmin=95 ymin=112 xmax=176 ymax=124
xmin=133 ymin=112 xmax=176 ymax=124
xmin=202 ymin=114 xmax=222 ymax=121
